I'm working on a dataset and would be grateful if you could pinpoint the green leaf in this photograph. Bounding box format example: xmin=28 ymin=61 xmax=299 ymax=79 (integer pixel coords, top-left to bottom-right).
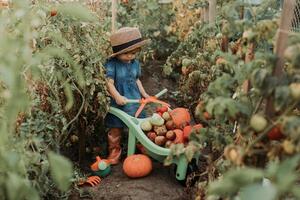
xmin=57 ymin=3 xmax=96 ymax=22
xmin=48 ymin=151 xmax=73 ymax=192
xmin=274 ymin=86 xmax=290 ymax=111
xmin=240 ymin=183 xmax=277 ymax=200
xmin=6 ymin=173 xmax=39 ymax=200
xmin=251 ymin=68 xmax=268 ymax=89
xmin=292 ymin=185 xmax=300 ymax=199
xmin=209 ymin=168 xmax=264 ymax=197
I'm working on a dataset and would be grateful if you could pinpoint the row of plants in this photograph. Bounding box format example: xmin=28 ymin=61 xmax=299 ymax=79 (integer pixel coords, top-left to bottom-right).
xmin=0 ymin=0 xmax=223 ymax=198
xmin=0 ymin=1 xmax=111 ymax=199
xmin=164 ymin=0 xmax=300 ymax=199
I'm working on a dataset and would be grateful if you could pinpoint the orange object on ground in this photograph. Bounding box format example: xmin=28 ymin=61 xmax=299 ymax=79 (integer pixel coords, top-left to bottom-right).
xmin=123 ymin=154 xmax=152 ymax=178
xmin=169 ymin=108 xmax=191 ymax=129
xmin=78 ymin=176 xmax=101 ymax=187
xmin=90 ymin=156 xmax=110 ymax=171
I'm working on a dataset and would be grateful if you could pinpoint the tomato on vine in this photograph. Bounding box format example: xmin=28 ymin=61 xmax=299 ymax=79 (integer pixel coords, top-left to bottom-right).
xmin=267 ymin=125 xmax=284 ymax=140
xmin=50 ymin=9 xmax=57 ymax=17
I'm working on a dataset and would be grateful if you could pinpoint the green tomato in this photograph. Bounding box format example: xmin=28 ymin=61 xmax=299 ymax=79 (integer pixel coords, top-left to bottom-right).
xmin=284 ymin=45 xmax=298 ymax=61
xmin=182 ymin=58 xmax=192 ymax=67
xmin=289 ymin=83 xmax=300 ymax=100
xmin=250 ymin=114 xmax=268 ymax=132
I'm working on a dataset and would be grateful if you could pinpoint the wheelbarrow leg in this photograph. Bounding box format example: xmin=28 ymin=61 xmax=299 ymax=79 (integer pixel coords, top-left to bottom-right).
xmin=175 ymin=155 xmax=188 ymax=181
xmin=127 ymin=129 xmax=136 ymax=156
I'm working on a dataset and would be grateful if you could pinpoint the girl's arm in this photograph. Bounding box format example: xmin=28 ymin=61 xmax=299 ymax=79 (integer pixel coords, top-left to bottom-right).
xmin=136 ymin=79 xmax=150 ymax=98
xmin=107 ymin=78 xmax=127 ymax=105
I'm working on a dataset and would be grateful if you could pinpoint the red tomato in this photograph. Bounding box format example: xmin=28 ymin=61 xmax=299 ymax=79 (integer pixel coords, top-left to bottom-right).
xmin=183 ymin=124 xmax=203 ymax=141
xmin=267 ymin=126 xmax=284 ymax=140
xmin=204 ymin=111 xmax=212 ymax=120
xmin=156 ymin=106 xmax=168 ymax=113
xmin=50 ymin=9 xmax=57 ymax=17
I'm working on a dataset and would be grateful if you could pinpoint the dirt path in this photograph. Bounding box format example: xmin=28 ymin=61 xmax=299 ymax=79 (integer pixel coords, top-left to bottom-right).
xmin=70 ymin=61 xmax=189 ymax=200
xmin=140 ymin=60 xmax=178 ymax=107
xmin=83 ymin=162 xmax=187 ymax=200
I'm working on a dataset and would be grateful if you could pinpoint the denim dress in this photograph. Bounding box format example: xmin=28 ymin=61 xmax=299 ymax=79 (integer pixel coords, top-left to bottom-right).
xmin=104 ymin=57 xmax=146 ymax=128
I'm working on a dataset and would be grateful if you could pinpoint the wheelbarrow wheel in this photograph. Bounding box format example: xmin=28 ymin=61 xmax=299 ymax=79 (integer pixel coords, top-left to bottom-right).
xmin=171 ymin=158 xmax=199 ymax=187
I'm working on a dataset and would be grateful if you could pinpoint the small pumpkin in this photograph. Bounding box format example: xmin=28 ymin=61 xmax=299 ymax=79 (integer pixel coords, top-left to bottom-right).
xmin=123 ymin=154 xmax=152 ymax=178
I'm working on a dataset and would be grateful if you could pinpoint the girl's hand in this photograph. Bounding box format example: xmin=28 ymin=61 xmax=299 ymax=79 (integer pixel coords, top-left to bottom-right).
xmin=115 ymin=95 xmax=127 ymax=105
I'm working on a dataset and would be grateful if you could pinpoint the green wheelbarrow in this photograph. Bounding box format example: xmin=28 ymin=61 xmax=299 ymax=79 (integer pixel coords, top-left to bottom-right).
xmin=108 ymin=89 xmax=200 ymax=182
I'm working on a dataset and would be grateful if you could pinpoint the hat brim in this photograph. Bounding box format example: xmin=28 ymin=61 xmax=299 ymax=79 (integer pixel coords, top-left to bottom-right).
xmin=110 ymin=39 xmax=151 ymax=57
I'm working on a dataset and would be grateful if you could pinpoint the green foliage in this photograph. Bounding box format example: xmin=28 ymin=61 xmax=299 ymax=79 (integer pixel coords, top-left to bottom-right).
xmin=118 ymin=0 xmax=179 ymax=59
xmin=207 ymin=155 xmax=300 ymax=199
xmin=0 ymin=1 xmax=110 ymax=199
xmin=48 ymin=151 xmax=73 ymax=192
xmin=162 ymin=0 xmax=300 ymax=199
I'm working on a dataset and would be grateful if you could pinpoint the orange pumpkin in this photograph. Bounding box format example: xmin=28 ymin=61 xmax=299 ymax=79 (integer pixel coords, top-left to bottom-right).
xmin=123 ymin=154 xmax=152 ymax=178
xmin=173 ymin=129 xmax=184 ymax=144
xmin=169 ymin=108 xmax=191 ymax=129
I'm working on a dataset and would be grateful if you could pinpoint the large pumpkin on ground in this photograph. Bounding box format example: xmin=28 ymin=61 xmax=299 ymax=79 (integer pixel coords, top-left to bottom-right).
xmin=123 ymin=154 xmax=152 ymax=178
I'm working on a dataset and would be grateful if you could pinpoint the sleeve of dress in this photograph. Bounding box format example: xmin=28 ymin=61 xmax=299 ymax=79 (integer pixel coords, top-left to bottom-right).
xmin=104 ymin=60 xmax=115 ymax=80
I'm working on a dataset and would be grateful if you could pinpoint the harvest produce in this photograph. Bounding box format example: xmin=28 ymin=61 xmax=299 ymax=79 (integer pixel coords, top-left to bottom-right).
xmin=140 ymin=108 xmax=201 ymax=148
xmin=123 ymin=154 xmax=152 ymax=178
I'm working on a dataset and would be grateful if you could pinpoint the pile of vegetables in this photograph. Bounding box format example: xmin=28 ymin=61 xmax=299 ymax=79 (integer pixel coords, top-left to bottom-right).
xmin=140 ymin=106 xmax=203 ymax=148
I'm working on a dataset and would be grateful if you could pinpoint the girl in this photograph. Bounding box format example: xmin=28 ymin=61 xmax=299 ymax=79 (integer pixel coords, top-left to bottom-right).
xmin=104 ymin=27 xmax=150 ymax=165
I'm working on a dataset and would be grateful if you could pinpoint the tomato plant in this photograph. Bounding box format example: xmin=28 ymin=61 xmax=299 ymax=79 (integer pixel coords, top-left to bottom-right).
xmin=164 ymin=0 xmax=300 ymax=199
xmin=0 ymin=1 xmax=111 ymax=199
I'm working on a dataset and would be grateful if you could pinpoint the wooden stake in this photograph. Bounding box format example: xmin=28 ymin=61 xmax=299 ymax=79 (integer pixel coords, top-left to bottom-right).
xmin=200 ymin=7 xmax=205 ymax=23
xmin=209 ymin=0 xmax=216 ymax=24
xmin=242 ymin=42 xmax=255 ymax=93
xmin=112 ymin=0 xmax=117 ymax=32
xmin=204 ymin=7 xmax=209 ymax=22
xmin=265 ymin=0 xmax=296 ymax=116
xmin=273 ymin=0 xmax=296 ymax=77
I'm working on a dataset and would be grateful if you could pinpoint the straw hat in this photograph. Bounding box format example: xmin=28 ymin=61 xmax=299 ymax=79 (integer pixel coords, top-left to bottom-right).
xmin=110 ymin=27 xmax=150 ymax=57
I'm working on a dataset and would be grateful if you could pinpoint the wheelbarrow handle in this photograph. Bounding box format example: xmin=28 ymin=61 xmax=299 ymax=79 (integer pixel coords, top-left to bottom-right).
xmin=126 ymin=89 xmax=168 ymax=104
xmin=126 ymin=99 xmax=140 ymax=103
xmin=154 ymin=88 xmax=168 ymax=98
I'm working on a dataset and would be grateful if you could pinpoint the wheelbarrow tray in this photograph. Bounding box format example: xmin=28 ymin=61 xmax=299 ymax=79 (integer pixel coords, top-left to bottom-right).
xmin=109 ymin=107 xmax=198 ymax=181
